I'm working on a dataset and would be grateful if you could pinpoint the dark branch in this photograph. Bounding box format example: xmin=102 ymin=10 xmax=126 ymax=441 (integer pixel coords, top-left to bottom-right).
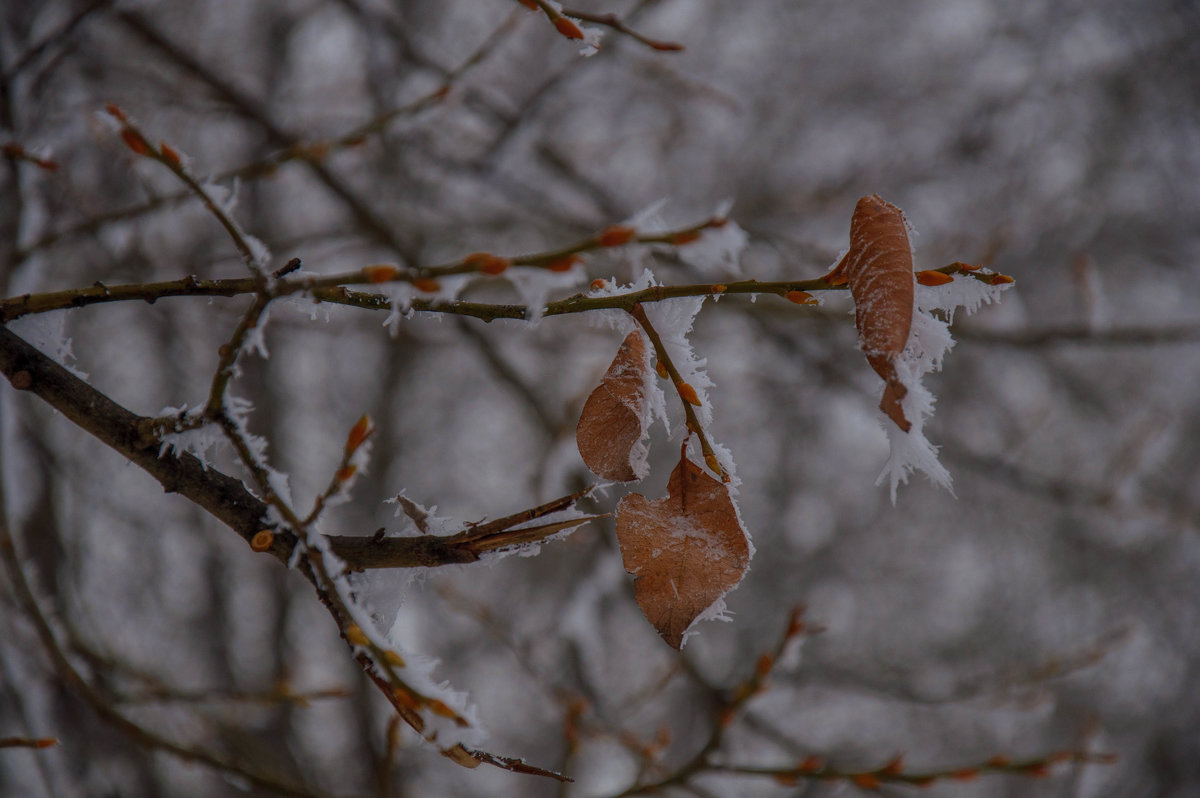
xmin=0 ymin=324 xmax=584 ymax=568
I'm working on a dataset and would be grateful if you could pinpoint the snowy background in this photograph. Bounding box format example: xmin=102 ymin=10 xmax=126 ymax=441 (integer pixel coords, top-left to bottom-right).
xmin=3 ymin=1 xmax=1200 ymax=796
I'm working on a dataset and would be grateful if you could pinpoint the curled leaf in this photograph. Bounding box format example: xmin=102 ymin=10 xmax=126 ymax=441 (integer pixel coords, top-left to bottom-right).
xmin=615 ymin=455 xmax=751 ymax=648
xmin=829 ymin=195 xmax=915 ymax=432
xmin=576 ymin=331 xmax=653 ymax=481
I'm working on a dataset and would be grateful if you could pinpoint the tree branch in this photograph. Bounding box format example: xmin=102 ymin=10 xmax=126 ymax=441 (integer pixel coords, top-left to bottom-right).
xmin=0 ymin=324 xmax=588 ymax=569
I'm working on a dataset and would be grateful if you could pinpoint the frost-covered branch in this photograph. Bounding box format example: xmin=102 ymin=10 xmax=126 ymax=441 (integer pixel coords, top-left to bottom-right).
xmin=0 ymin=324 xmax=594 ymax=573
xmin=3 ymin=250 xmax=1009 ymax=324
xmin=629 ymin=303 xmax=726 ymax=480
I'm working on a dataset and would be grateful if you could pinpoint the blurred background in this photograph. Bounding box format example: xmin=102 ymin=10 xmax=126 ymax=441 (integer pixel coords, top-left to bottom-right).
xmin=3 ymin=1 xmax=1199 ymax=796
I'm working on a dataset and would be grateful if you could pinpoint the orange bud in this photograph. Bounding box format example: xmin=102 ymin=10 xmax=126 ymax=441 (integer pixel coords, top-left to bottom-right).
xmin=986 ymin=755 xmax=1011 ymax=768
xmin=704 ymin=452 xmax=725 ymax=479
xmin=755 ymin=653 xmax=775 ymax=679
xmin=989 ymin=273 xmax=1015 ymax=285
xmin=669 ymin=230 xmax=702 ymax=245
xmin=362 ymin=264 xmax=399 ymax=283
xmin=392 ymin=688 xmax=422 ymax=712
xmin=654 ymin=360 xmax=669 ymax=380
xmin=105 ymin=103 xmax=127 ymax=121
xmin=518 ymin=0 xmax=538 ymax=8
xmin=344 ymin=414 xmax=373 ymax=456
xmin=786 ymin=605 xmax=807 ymax=637
xmin=119 ymin=128 xmax=150 ymax=155
xmin=34 ymin=738 xmax=58 ymax=749
xmin=250 ymin=530 xmax=274 ymax=552
xmin=589 ymin=278 xmax=607 ymax=291
xmin=304 ymin=141 xmax=330 ymax=161
xmin=553 ymin=16 xmax=584 ymax=39
xmin=950 ymin=260 xmax=981 ymax=271
xmin=480 ymin=255 xmax=511 ymax=275
xmin=916 ymin=270 xmax=954 ymax=286
xmin=335 ymin=465 xmax=357 ymax=482
xmin=785 ymin=290 xmax=817 ymax=305
xmin=160 ymin=142 xmax=181 ymax=165
xmin=383 ymin=649 xmax=406 ymax=668
xmin=412 ymin=277 xmax=441 ymax=292
xmin=428 ymin=698 xmax=460 ymax=719
xmin=597 ymin=225 xmax=635 ymax=247
xmin=797 ymin=755 xmax=823 ymax=773
xmin=346 ymin=624 xmax=369 ymax=646
xmin=951 ymin=768 xmax=979 ymax=781
xmin=546 ymin=254 xmax=581 ymax=272
xmin=678 ymin=382 xmax=701 ymax=406
xmin=711 ymin=284 xmax=727 ymax=294
xmin=1024 ymin=763 xmax=1050 ymax=778
xmin=851 ymin=774 xmax=880 ymax=790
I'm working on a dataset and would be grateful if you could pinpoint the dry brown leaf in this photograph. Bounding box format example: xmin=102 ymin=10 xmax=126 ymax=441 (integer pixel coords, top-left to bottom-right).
xmin=616 ymin=455 xmax=750 ymax=649
xmin=576 ymin=331 xmax=653 ymax=481
xmin=828 ymin=194 xmax=915 ymax=431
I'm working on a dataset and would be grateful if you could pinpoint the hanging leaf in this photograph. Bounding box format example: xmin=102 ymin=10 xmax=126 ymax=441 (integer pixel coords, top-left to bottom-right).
xmin=616 ymin=454 xmax=750 ymax=648
xmin=828 ymin=195 xmax=915 ymax=432
xmin=576 ymin=331 xmax=654 ymax=481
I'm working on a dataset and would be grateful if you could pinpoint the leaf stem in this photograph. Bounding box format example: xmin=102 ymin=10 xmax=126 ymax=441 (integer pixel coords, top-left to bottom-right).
xmin=628 ymin=303 xmax=726 ymax=480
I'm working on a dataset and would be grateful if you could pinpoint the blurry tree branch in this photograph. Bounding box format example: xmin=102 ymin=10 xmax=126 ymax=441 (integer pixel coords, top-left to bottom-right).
xmin=0 ymin=474 xmax=342 ymax=798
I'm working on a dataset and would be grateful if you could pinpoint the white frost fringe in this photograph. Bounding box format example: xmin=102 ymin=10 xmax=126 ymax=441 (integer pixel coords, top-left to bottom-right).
xmin=877 ymin=278 xmax=1011 ymax=502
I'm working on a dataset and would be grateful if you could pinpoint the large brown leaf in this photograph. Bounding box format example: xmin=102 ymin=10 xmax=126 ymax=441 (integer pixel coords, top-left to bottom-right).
xmin=616 ymin=455 xmax=750 ymax=648
xmin=828 ymin=194 xmax=915 ymax=431
xmin=576 ymin=331 xmax=653 ymax=481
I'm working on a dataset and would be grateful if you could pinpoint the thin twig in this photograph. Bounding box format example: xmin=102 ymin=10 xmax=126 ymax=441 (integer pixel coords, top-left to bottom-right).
xmin=561 ymin=6 xmax=684 ymax=51
xmin=629 ymin=302 xmax=726 ymax=480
